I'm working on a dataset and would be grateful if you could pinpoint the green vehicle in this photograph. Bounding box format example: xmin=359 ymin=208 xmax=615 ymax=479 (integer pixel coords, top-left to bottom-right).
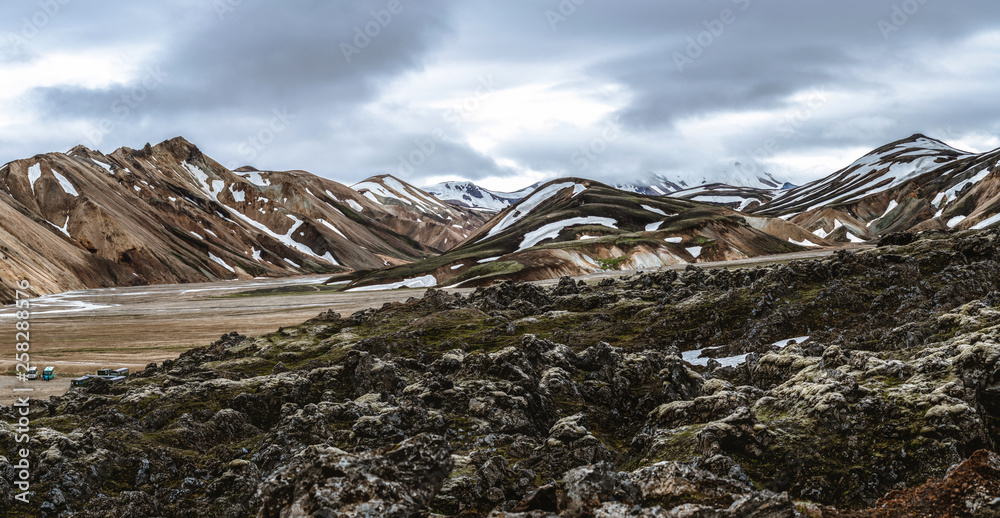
xmin=42 ymin=367 xmax=54 ymax=381
xmin=97 ymin=368 xmax=114 ymax=377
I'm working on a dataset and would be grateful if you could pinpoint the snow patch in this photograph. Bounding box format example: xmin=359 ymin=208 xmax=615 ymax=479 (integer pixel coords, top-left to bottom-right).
xmin=686 ymin=246 xmax=703 ymax=258
xmin=27 ymin=164 xmax=42 ymax=193
xmin=681 ymin=347 xmax=748 ymax=367
xmin=318 ymin=219 xmax=347 ymax=239
xmin=947 ymin=215 xmax=967 ymax=228
xmin=346 ymin=199 xmax=364 ymax=212
xmin=972 ymin=213 xmax=1000 ymax=230
xmin=482 ymin=182 xmax=582 ymax=240
xmin=788 ymin=238 xmax=819 ymax=247
xmin=52 ymin=171 xmax=79 ymax=197
xmin=773 ymin=336 xmax=810 ymax=349
xmin=646 ymin=221 xmax=664 ymax=232
xmin=450 ymin=264 xmax=464 ymax=270
xmin=346 ymin=275 xmax=437 ymax=292
xmin=664 ymin=237 xmax=683 ymax=244
xmin=91 ymin=159 xmax=115 ymax=175
xmin=517 ymin=217 xmax=618 ymax=251
xmin=641 ymin=205 xmax=667 ymax=216
xmin=244 ymin=172 xmax=270 ymax=186
xmin=477 ymin=256 xmax=501 ymax=263
xmin=209 ymin=253 xmax=235 ymax=273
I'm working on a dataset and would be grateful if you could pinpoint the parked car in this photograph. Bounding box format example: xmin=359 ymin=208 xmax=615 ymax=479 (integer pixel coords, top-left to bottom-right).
xmin=42 ymin=367 xmax=54 ymax=381
xmin=71 ymin=375 xmax=93 ymax=387
xmin=25 ymin=367 xmax=38 ymax=380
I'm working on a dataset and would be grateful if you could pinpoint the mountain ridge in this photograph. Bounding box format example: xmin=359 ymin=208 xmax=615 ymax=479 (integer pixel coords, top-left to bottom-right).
xmin=0 ymin=137 xmax=483 ymax=301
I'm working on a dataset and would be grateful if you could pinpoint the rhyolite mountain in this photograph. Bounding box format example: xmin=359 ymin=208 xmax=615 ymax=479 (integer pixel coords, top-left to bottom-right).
xmin=422 ymin=181 xmax=539 ymax=212
xmin=344 ymin=178 xmax=828 ymax=290
xmin=352 ymin=175 xmax=490 ymax=250
xmin=0 ymin=137 xmax=485 ymax=301
xmin=747 ymin=134 xmax=1000 ymax=242
xmin=615 ymin=165 xmax=789 ymax=196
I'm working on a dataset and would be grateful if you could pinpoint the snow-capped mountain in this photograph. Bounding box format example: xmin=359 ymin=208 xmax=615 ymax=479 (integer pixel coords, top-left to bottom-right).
xmin=421 ymin=181 xmax=538 ymax=212
xmin=667 ymin=183 xmax=780 ymax=212
xmin=750 ymin=134 xmax=1000 ymax=241
xmin=615 ymin=165 xmax=789 ymax=195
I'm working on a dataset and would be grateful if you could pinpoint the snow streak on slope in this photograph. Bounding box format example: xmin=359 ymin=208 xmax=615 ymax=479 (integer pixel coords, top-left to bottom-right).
xmin=52 ymin=170 xmax=79 ymax=196
xmin=759 ymin=136 xmax=973 ymax=215
xmin=482 ymin=182 xmax=582 ymax=240
xmin=353 ymin=175 xmax=446 ymax=213
xmin=27 ymin=164 xmax=42 ymax=193
xmin=517 ymin=217 xmax=618 ymax=251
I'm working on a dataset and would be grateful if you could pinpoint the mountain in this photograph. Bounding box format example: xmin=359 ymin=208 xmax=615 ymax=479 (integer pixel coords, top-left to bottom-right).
xmin=749 ymin=134 xmax=1000 ymax=241
xmin=666 ymin=183 xmax=779 ymax=212
xmin=343 ymin=178 xmax=823 ymax=289
xmin=421 ymin=181 xmax=538 ymax=211
xmin=351 ymin=175 xmax=490 ymax=250
xmin=0 ymin=138 xmax=483 ymax=301
xmin=615 ymin=165 xmax=788 ymax=195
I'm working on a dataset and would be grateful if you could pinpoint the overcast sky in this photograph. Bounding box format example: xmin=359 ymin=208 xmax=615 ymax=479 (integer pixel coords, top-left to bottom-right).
xmin=3 ymin=1 xmax=1000 ymax=191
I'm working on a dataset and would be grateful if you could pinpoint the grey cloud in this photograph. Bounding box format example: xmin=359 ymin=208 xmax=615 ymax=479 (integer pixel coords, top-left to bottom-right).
xmin=3 ymin=0 xmax=1000 ymax=190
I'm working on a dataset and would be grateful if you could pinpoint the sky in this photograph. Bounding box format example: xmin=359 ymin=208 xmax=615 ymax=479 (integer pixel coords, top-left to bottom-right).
xmin=3 ymin=1 xmax=1000 ymax=191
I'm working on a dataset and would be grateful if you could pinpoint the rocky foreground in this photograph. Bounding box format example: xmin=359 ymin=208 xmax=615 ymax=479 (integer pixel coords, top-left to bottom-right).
xmin=3 ymin=228 xmax=1000 ymax=517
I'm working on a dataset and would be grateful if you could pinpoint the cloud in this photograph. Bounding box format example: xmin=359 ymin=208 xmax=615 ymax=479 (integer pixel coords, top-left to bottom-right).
xmin=3 ymin=0 xmax=1000 ymax=190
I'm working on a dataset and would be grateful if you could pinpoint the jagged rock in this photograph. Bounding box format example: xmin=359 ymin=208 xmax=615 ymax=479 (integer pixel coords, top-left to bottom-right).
xmin=257 ymin=434 xmax=453 ymax=517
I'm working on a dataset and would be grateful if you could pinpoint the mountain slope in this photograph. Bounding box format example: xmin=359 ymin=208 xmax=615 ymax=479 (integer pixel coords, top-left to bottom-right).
xmin=666 ymin=183 xmax=779 ymax=212
xmin=0 ymin=138 xmax=482 ymax=300
xmin=351 ymin=175 xmax=490 ymax=251
xmin=616 ymin=165 xmax=788 ymax=195
xmin=750 ymin=134 xmax=1000 ymax=241
xmin=421 ymin=181 xmax=537 ymax=212
xmin=343 ymin=179 xmax=823 ymax=289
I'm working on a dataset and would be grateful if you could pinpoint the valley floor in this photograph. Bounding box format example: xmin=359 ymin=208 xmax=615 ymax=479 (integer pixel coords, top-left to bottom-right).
xmin=0 ymin=275 xmax=472 ymax=380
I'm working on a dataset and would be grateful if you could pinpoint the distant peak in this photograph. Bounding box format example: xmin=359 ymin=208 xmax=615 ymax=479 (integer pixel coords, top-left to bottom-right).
xmin=67 ymin=144 xmax=97 ymax=157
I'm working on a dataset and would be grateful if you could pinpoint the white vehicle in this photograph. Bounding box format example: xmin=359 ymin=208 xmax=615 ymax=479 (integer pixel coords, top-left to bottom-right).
xmin=25 ymin=367 xmax=38 ymax=380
